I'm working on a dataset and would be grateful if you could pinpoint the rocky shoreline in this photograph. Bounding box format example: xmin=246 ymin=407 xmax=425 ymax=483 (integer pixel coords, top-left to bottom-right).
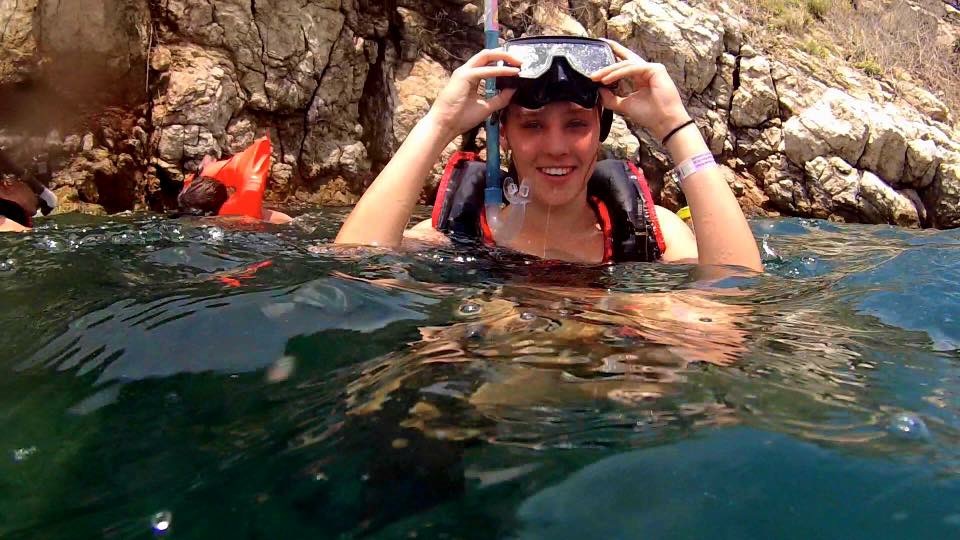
xmin=1 ymin=0 xmax=958 ymax=227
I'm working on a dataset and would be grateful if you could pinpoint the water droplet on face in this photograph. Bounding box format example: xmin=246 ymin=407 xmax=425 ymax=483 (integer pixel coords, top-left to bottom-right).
xmin=458 ymin=302 xmax=481 ymax=315
xmin=887 ymin=412 xmax=931 ymax=440
xmin=150 ymin=510 xmax=172 ymax=535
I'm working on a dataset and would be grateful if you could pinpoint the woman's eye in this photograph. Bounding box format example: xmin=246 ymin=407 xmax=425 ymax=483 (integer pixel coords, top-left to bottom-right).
xmin=568 ymin=120 xmax=588 ymax=129
xmin=521 ymin=122 xmax=541 ymax=129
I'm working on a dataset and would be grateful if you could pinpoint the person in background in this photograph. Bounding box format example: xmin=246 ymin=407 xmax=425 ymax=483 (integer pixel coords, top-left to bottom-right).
xmin=0 ymin=178 xmax=39 ymax=232
xmin=177 ymin=136 xmax=292 ymax=224
xmin=0 ymin=148 xmax=57 ymax=232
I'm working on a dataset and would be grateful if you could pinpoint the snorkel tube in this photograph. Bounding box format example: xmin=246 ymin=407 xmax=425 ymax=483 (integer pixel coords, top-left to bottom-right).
xmin=482 ymin=0 xmax=501 ymax=208
xmin=482 ymin=0 xmax=528 ymax=242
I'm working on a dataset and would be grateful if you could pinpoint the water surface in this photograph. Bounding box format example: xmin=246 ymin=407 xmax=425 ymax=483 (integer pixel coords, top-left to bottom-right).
xmin=2 ymin=210 xmax=959 ymax=538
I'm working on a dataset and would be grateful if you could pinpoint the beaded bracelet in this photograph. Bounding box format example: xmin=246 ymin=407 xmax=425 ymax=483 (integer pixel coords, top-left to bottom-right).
xmin=660 ymin=118 xmax=696 ymax=146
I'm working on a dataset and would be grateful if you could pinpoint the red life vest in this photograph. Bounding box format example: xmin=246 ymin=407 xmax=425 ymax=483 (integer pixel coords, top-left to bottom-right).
xmin=184 ymin=137 xmax=272 ymax=220
xmin=431 ymin=151 xmax=665 ymax=263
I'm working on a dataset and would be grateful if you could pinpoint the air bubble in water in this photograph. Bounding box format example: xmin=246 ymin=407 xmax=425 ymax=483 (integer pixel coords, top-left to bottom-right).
xmin=458 ymin=302 xmax=481 ymax=315
xmin=206 ymin=227 xmax=224 ymax=242
xmin=887 ymin=412 xmax=930 ymax=440
xmin=12 ymin=446 xmax=37 ymax=462
xmin=519 ymin=312 xmax=536 ymax=321
xmin=150 ymin=510 xmax=172 ymax=535
xmin=0 ymin=259 xmax=14 ymax=272
xmin=39 ymin=237 xmax=63 ymax=251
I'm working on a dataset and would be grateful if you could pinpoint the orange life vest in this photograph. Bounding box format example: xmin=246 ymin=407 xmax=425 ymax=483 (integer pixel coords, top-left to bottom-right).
xmin=184 ymin=137 xmax=272 ymax=220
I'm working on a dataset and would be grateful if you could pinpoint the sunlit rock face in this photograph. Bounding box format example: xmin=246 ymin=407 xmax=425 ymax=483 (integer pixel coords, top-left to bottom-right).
xmin=0 ymin=0 xmax=958 ymax=227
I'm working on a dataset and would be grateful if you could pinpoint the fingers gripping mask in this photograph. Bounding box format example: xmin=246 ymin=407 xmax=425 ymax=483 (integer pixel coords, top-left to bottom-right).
xmin=497 ymin=36 xmax=616 ymax=141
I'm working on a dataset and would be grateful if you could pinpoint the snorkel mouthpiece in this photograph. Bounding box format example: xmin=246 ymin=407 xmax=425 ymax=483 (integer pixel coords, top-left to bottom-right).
xmin=485 ymin=176 xmax=531 ymax=243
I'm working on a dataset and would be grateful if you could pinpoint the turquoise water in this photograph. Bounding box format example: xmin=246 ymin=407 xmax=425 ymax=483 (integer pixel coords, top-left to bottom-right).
xmin=2 ymin=210 xmax=959 ymax=538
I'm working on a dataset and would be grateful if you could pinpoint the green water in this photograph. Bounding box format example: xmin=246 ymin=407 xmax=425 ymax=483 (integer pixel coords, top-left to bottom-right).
xmin=1 ymin=210 xmax=959 ymax=538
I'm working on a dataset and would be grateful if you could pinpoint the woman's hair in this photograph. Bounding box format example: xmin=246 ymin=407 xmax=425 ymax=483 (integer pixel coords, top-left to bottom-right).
xmin=177 ymin=177 xmax=229 ymax=216
xmin=0 ymin=179 xmax=38 ymax=226
xmin=0 ymin=198 xmax=29 ymax=226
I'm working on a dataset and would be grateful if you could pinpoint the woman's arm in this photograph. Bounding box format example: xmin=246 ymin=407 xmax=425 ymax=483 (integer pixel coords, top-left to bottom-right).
xmin=0 ymin=216 xmax=29 ymax=232
xmin=660 ymin=118 xmax=762 ymax=271
xmin=261 ymin=208 xmax=293 ymax=224
xmin=335 ymin=49 xmax=520 ymax=248
xmin=593 ymin=41 xmax=762 ymax=272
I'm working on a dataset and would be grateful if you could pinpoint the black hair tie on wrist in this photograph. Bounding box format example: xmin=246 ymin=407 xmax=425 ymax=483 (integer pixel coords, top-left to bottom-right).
xmin=660 ymin=119 xmax=696 ymax=146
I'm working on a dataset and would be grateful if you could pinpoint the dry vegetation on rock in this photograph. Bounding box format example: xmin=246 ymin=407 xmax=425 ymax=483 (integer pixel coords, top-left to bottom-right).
xmin=719 ymin=0 xmax=960 ymax=124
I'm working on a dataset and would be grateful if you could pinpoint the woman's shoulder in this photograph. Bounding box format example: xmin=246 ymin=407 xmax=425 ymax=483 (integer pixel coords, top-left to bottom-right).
xmin=403 ymin=218 xmax=450 ymax=245
xmin=654 ymin=205 xmax=698 ymax=263
xmin=0 ymin=216 xmax=29 ymax=232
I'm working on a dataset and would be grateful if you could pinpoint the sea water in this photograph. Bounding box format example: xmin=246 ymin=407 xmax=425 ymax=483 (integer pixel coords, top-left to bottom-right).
xmin=1 ymin=209 xmax=959 ymax=539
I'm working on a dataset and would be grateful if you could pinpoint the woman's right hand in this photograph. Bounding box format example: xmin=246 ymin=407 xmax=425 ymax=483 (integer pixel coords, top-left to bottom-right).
xmin=426 ymin=49 xmax=521 ymax=141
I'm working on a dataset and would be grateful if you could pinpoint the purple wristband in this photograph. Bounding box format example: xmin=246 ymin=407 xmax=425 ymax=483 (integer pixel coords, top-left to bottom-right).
xmin=671 ymin=152 xmax=716 ymax=186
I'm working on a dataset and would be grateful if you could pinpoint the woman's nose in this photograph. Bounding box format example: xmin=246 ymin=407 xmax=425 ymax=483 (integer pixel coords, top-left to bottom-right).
xmin=543 ymin=127 xmax=570 ymax=156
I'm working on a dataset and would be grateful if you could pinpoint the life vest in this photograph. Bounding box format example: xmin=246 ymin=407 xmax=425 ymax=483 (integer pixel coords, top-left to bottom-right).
xmin=184 ymin=137 xmax=272 ymax=220
xmin=431 ymin=151 xmax=665 ymax=263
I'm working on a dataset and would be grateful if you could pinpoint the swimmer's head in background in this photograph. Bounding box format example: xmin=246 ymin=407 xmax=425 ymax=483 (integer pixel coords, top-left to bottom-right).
xmin=497 ymin=36 xmax=616 ymax=141
xmin=177 ymin=176 xmax=229 ymax=216
xmin=0 ymin=178 xmax=39 ymax=227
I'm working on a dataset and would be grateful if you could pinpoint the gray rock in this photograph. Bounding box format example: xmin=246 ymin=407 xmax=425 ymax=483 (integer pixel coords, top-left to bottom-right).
xmin=730 ymin=56 xmax=779 ymax=128
xmin=926 ymin=159 xmax=960 ymax=228
xmin=608 ymin=0 xmax=724 ymax=95
xmin=783 ymin=90 xmax=869 ymax=167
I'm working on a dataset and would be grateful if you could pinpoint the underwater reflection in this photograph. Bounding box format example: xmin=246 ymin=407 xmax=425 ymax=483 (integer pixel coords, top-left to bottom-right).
xmin=21 ymin=273 xmax=439 ymax=410
xmin=340 ymin=283 xmax=751 ymax=446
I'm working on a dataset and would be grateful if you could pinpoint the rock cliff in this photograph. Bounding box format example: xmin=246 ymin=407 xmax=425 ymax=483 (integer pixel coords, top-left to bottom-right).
xmin=0 ymin=0 xmax=958 ymax=227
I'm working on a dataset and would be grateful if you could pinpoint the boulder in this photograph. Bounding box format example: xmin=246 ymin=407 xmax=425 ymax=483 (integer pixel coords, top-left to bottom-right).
xmin=603 ymin=115 xmax=641 ymax=160
xmin=607 ymin=0 xmax=723 ymax=94
xmin=857 ymin=105 xmax=910 ymax=185
xmin=0 ymin=0 xmax=40 ymax=85
xmin=904 ymin=138 xmax=940 ymax=189
xmin=859 ymin=171 xmax=920 ymax=227
xmin=783 ymin=89 xmax=869 ymax=167
xmin=925 ymin=159 xmax=960 ymax=228
xmin=736 ymin=123 xmax=783 ymax=169
xmin=730 ymin=55 xmax=779 ymax=128
xmin=803 ymin=156 xmax=861 ymax=220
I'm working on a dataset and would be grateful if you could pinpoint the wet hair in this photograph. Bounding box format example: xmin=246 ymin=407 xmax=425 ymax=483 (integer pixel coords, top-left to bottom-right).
xmin=0 ymin=178 xmax=38 ymax=226
xmin=177 ymin=176 xmax=228 ymax=216
xmin=0 ymin=198 xmax=29 ymax=227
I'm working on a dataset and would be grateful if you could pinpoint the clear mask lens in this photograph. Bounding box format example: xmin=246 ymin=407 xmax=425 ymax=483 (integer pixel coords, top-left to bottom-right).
xmin=505 ymin=39 xmax=615 ymax=79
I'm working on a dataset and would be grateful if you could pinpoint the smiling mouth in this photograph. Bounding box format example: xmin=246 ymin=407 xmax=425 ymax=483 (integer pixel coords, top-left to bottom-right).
xmin=538 ymin=167 xmax=574 ymax=177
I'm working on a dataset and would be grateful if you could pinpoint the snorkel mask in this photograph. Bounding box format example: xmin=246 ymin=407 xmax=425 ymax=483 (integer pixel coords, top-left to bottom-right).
xmin=497 ymin=36 xmax=616 ymax=141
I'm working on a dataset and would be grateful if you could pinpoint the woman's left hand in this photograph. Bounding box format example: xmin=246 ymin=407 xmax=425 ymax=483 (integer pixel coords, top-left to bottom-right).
xmin=590 ymin=39 xmax=690 ymax=142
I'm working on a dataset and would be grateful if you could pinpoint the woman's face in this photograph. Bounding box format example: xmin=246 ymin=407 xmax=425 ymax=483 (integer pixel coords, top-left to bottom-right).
xmin=502 ymin=101 xmax=601 ymax=208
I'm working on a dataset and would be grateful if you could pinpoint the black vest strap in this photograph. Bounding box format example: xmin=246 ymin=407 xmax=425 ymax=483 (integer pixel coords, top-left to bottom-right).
xmin=432 ymin=153 xmax=664 ymax=262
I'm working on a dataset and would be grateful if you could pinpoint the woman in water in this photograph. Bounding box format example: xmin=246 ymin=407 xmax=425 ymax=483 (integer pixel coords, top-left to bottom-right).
xmin=335 ymin=37 xmax=761 ymax=272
